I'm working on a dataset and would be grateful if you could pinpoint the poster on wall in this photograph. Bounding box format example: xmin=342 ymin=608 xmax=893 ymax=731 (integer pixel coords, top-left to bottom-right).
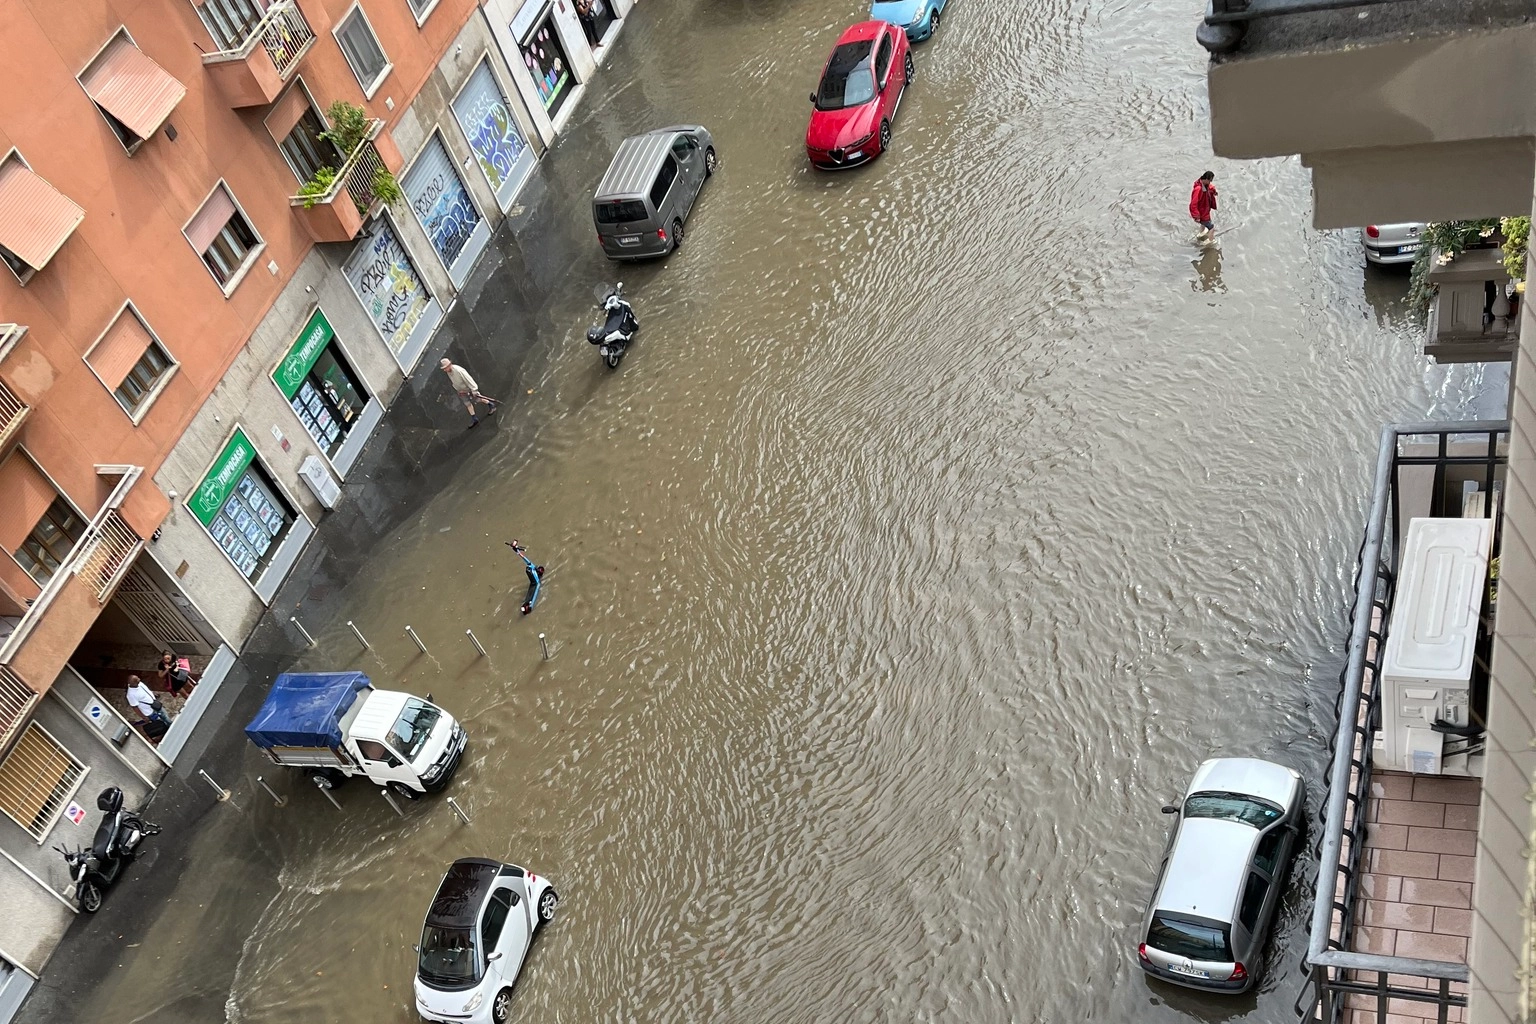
xmin=519 ymin=14 xmax=574 ymax=119
xmin=342 ymin=220 xmax=434 ymax=355
xmin=402 ymin=135 xmax=484 ymax=274
xmin=452 ymin=60 xmax=535 ymax=208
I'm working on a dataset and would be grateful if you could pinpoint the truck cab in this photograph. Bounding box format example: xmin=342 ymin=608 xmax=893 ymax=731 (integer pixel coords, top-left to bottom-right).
xmin=344 ymin=689 xmax=462 ymax=793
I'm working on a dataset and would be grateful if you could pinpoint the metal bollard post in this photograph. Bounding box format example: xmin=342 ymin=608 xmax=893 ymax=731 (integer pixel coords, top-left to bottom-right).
xmin=313 ymin=776 xmax=343 ymax=810
xmin=466 ymin=629 xmax=487 ymax=657
xmin=538 ymin=633 xmax=549 ymax=660
xmin=290 ymin=616 xmax=316 ymax=647
xmin=406 ymin=625 xmax=428 ymax=654
xmin=347 ymin=620 xmax=370 ymax=649
xmin=198 ymin=769 xmax=232 ymax=802
xmin=446 ymin=796 xmax=471 ymax=825
xmin=256 ymin=775 xmax=287 ymax=808
xmin=381 ymin=787 xmax=405 ymax=818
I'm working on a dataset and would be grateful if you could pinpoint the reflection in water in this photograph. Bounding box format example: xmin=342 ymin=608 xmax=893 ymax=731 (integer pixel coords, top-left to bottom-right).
xmin=1191 ymin=243 xmax=1225 ymax=293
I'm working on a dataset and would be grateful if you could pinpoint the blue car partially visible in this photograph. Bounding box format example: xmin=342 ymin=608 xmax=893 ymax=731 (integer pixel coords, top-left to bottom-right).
xmin=870 ymin=0 xmax=948 ymax=42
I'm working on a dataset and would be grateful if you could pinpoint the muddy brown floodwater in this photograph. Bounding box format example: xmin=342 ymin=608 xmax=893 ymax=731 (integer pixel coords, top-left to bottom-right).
xmin=128 ymin=0 xmax=1511 ymax=1022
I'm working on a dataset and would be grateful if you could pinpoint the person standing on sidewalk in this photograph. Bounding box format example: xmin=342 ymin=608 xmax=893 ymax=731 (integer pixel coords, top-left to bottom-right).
xmin=440 ymin=358 xmax=500 ymax=428
xmin=126 ymin=675 xmax=170 ymax=739
xmin=1189 ymin=170 xmax=1218 ymax=242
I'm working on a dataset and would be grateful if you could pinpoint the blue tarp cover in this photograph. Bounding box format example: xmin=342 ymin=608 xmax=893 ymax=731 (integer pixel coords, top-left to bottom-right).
xmin=244 ymin=672 xmax=371 ymax=750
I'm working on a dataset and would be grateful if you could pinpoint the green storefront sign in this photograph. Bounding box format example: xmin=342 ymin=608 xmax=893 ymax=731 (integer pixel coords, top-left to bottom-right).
xmin=273 ymin=308 xmax=335 ymax=400
xmin=191 ymin=428 xmax=256 ymax=526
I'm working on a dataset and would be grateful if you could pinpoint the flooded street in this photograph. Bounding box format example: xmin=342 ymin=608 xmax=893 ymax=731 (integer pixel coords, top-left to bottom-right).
xmin=86 ymin=0 xmax=1509 ymax=1022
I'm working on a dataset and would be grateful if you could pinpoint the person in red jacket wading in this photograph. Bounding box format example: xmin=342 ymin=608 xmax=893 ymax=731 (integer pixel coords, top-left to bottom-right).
xmin=1189 ymin=170 xmax=1218 ymax=242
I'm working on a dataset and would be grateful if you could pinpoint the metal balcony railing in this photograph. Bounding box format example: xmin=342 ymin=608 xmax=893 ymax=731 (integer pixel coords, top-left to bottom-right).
xmin=0 ymin=668 xmax=40 ymax=761
xmin=200 ymin=0 xmax=315 ymax=80
xmin=289 ymin=118 xmax=387 ymax=217
xmin=0 ymin=323 xmax=26 ymax=357
xmin=1295 ymin=423 xmax=1506 ymax=1024
xmin=0 ymin=378 xmax=28 ymax=451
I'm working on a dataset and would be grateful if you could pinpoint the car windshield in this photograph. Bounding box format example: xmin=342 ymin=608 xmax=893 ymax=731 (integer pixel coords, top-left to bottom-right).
xmin=596 ymin=200 xmax=647 ymax=224
xmin=390 ymin=700 xmax=442 ymax=762
xmin=418 ymin=925 xmax=478 ymax=986
xmin=816 ymin=41 xmax=877 ymax=111
xmin=1182 ymin=792 xmax=1283 ymax=829
xmin=1147 ymin=912 xmax=1232 ymax=961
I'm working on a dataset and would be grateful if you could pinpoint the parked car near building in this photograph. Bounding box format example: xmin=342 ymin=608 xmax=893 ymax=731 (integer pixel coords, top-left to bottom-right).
xmin=1361 ymin=222 xmax=1425 ymax=265
xmin=1136 ymin=757 xmax=1305 ymax=993
xmin=806 ymin=21 xmax=913 ymax=169
xmin=870 ymin=0 xmax=949 ymax=41
xmin=593 ymin=126 xmax=716 ymax=259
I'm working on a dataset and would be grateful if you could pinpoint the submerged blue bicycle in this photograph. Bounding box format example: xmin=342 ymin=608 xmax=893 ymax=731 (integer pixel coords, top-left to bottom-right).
xmin=506 ymin=540 xmax=545 ymax=615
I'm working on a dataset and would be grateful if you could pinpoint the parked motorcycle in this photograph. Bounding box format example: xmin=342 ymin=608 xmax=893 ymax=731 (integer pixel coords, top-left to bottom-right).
xmin=587 ymin=282 xmax=639 ymax=369
xmin=54 ymin=786 xmax=160 ymax=912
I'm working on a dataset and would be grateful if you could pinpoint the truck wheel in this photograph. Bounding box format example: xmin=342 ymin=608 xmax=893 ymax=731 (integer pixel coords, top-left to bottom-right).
xmin=306 ymin=769 xmax=342 ymax=790
xmin=388 ymin=781 xmax=421 ymax=802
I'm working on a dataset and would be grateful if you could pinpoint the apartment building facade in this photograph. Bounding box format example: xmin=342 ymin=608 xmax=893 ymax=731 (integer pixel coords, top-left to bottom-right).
xmin=0 ymin=0 xmax=564 ymax=1011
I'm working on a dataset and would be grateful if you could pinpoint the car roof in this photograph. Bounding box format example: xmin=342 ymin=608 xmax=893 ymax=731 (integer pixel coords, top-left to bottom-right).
xmin=594 ymin=129 xmax=696 ymax=200
xmin=425 ymin=858 xmax=505 ymax=928
xmin=1188 ymin=757 xmax=1298 ymax=809
xmin=1153 ymin=818 xmax=1256 ymax=922
xmin=836 ymin=20 xmax=889 ymax=44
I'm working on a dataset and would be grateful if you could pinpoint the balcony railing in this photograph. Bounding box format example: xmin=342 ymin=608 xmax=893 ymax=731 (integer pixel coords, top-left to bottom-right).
xmin=0 ymin=668 xmax=39 ymax=761
xmin=0 ymin=378 xmax=29 ymax=453
xmin=0 ymin=323 xmax=25 ymax=358
xmin=291 ymin=118 xmax=388 ymax=216
xmin=200 ymin=0 xmax=315 ymax=80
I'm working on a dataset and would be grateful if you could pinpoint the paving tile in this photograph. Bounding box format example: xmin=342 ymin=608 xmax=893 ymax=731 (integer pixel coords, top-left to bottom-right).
xmin=1373 ymin=773 xmax=1417 ymax=800
xmin=1363 ymin=899 xmax=1435 ymax=931
xmin=1442 ymin=803 xmax=1480 ymax=830
xmin=1368 ymin=823 xmax=1410 ymax=850
xmin=1378 ymin=799 xmax=1446 ymax=827
xmin=1394 ymin=928 xmax=1468 ymax=963
xmin=1370 ymin=849 xmax=1441 ymax=879
xmin=1437 ymin=855 xmax=1476 ymax=882
xmin=1406 ymin=827 xmax=1477 ymax=856
xmin=1354 ymin=925 xmax=1398 ymax=955
xmin=1411 ymin=777 xmax=1481 ymax=805
xmin=1433 ymin=906 xmax=1473 ymax=937
xmin=1400 ymin=878 xmax=1472 ymax=908
xmin=1358 ymin=873 xmax=1402 ymax=902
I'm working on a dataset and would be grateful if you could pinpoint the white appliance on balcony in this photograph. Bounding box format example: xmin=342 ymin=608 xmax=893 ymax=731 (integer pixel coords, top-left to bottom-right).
xmin=1376 ymin=517 xmax=1492 ymax=777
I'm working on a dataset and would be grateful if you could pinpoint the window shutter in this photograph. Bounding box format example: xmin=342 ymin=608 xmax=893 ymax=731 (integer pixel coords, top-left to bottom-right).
xmin=265 ymin=85 xmax=314 ymax=142
xmin=0 ymin=455 xmax=61 ymax=553
xmin=185 ymin=185 xmax=237 ymax=253
xmin=89 ymin=307 xmax=154 ymax=390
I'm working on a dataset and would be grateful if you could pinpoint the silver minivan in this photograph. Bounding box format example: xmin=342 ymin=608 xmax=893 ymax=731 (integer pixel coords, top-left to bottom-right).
xmin=593 ymin=126 xmax=716 ymax=260
xmin=1137 ymin=758 xmax=1304 ymax=993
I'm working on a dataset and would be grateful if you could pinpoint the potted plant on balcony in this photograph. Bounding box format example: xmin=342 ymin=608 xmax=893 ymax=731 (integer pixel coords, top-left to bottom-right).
xmin=291 ymin=101 xmax=402 ymax=241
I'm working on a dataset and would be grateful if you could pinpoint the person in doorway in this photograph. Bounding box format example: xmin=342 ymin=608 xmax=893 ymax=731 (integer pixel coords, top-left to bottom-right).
xmin=155 ymin=650 xmax=196 ymax=698
xmin=1189 ymin=170 xmax=1218 ymax=241
xmin=126 ymin=675 xmax=169 ymax=736
xmin=575 ymin=0 xmax=601 ymax=49
xmin=439 ymin=358 xmax=499 ymax=428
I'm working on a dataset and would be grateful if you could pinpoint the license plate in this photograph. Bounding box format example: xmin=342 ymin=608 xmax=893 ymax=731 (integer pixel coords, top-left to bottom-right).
xmin=1168 ymin=964 xmax=1210 ymax=979
xmin=1396 ymin=243 xmax=1420 ymax=254
xmin=618 ymin=235 xmax=640 ymax=246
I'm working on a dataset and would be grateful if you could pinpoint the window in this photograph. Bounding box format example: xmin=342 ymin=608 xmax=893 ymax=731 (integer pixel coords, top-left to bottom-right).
xmin=1145 ymin=912 xmax=1230 ymax=962
xmin=481 ymin=888 xmax=513 ymax=951
xmin=814 ymin=41 xmax=876 ymax=110
xmin=88 ymin=304 xmax=177 ymax=420
xmin=335 ymin=6 xmax=390 ymax=95
xmin=1181 ymin=792 xmax=1283 ymax=829
xmin=0 ymin=151 xmax=85 ymax=286
xmin=388 ymin=700 xmax=442 ymax=761
xmin=596 ymin=200 xmax=646 ymax=224
xmin=1253 ymin=829 xmax=1285 ymax=877
xmin=195 ymin=0 xmax=264 ymax=50
xmin=670 ymin=135 xmax=697 ymax=162
xmin=78 ymin=29 xmax=186 ymax=155
xmin=280 ymin=107 xmax=342 ymax=184
xmin=184 ymin=183 xmax=263 ymax=292
xmin=874 ymin=36 xmax=893 ymax=84
xmin=117 ymin=341 xmax=174 ymax=415
xmin=406 ymin=0 xmax=440 ymax=23
xmin=355 ymin=740 xmax=400 ymax=766
xmin=15 ymin=497 xmax=84 ymax=587
xmin=1238 ymin=872 xmax=1269 ymax=931
xmin=0 ymin=723 xmax=86 ymax=842
xmin=648 ymin=157 xmax=678 ymax=209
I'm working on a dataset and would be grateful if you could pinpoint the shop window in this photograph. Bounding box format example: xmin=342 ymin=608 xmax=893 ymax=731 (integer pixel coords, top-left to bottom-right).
xmin=518 ymin=16 xmax=574 ymax=118
xmin=184 ymin=183 xmax=263 ymax=293
xmin=0 ymin=723 xmax=86 ymax=842
xmin=335 ymin=5 xmax=390 ymax=96
xmin=274 ymin=309 xmax=369 ymax=459
xmin=15 ymin=497 xmax=84 ymax=587
xmin=191 ymin=429 xmax=297 ymax=583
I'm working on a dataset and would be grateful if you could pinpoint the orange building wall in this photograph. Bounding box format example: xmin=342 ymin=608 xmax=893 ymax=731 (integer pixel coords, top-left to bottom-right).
xmin=0 ymin=0 xmax=477 ymax=529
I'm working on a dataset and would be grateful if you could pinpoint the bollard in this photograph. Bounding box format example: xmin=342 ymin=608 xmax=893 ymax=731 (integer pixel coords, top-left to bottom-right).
xmin=347 ymin=620 xmax=370 ymax=649
xmin=381 ymin=787 xmax=405 ymax=818
xmin=256 ymin=775 xmax=287 ymax=808
xmin=198 ymin=769 xmax=232 ymax=802
xmin=466 ymin=629 xmax=487 ymax=657
xmin=538 ymin=633 xmax=549 ymax=660
xmin=290 ymin=616 xmax=316 ymax=647
xmin=313 ymin=775 xmax=343 ymax=810
xmin=406 ymin=625 xmax=428 ymax=654
xmin=446 ymin=796 xmax=471 ymax=825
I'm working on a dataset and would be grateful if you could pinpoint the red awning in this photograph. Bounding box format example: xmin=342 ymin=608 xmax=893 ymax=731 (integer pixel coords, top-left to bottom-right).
xmin=0 ymin=161 xmax=85 ymax=272
xmin=80 ymin=34 xmax=186 ymax=141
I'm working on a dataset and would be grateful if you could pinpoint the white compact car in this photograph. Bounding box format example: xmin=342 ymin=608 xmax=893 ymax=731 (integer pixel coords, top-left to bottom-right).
xmin=415 ymin=858 xmax=558 ymax=1024
xmin=1361 ymin=222 xmax=1425 ymax=265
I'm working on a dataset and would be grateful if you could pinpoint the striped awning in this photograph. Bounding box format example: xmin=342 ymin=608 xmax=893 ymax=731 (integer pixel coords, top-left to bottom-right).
xmin=0 ymin=161 xmax=84 ymax=272
xmin=80 ymin=34 xmax=186 ymax=141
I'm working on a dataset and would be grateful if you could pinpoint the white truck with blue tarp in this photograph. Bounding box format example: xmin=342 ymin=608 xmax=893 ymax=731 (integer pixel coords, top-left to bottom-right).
xmin=245 ymin=671 xmax=467 ymax=799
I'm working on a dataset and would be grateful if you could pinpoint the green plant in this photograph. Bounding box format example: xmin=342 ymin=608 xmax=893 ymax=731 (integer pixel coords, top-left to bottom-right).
xmin=1407 ymin=219 xmax=1501 ymax=318
xmin=370 ymin=166 xmax=401 ymax=207
xmin=297 ymin=166 xmax=338 ymax=209
xmin=318 ymin=100 xmax=372 ymax=156
xmin=1502 ymin=215 xmax=1530 ymax=281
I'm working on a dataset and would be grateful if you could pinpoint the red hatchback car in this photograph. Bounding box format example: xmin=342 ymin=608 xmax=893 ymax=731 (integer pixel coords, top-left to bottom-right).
xmin=806 ymin=21 xmax=913 ymax=169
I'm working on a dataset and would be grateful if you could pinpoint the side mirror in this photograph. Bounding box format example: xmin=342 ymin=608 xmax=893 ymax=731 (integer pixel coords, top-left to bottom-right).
xmin=810 ymin=92 xmax=817 ymax=104
xmin=413 ymin=945 xmax=420 ymax=953
xmin=486 ymin=951 xmax=503 ymax=962
xmin=1160 ymin=804 xmax=1180 ymax=815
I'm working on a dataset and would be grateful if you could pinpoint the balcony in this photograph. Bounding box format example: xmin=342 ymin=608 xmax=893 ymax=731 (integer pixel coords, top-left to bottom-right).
xmin=0 ymin=377 xmax=29 ymax=456
xmin=1423 ymin=247 xmax=1520 ymax=364
xmin=288 ymin=118 xmax=403 ymax=243
xmin=200 ymin=0 xmax=316 ymax=108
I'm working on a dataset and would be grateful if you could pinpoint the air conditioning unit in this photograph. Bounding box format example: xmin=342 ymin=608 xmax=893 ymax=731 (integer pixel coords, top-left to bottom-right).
xmin=1376 ymin=517 xmax=1492 ymax=776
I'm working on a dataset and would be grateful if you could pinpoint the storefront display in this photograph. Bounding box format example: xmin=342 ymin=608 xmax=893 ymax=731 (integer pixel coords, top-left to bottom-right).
xmin=518 ymin=11 xmax=574 ymax=119
xmin=402 ymin=133 xmax=489 ymax=285
xmin=343 ymin=218 xmax=442 ymax=369
xmin=452 ymin=59 xmax=536 ymax=209
xmin=272 ymin=308 xmax=376 ymax=470
xmin=189 ymin=429 xmax=297 ymax=585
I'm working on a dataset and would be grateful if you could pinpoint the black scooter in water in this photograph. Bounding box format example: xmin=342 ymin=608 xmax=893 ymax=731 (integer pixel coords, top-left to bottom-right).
xmin=587 ymin=282 xmax=639 ymax=369
xmin=54 ymin=786 xmax=160 ymax=912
